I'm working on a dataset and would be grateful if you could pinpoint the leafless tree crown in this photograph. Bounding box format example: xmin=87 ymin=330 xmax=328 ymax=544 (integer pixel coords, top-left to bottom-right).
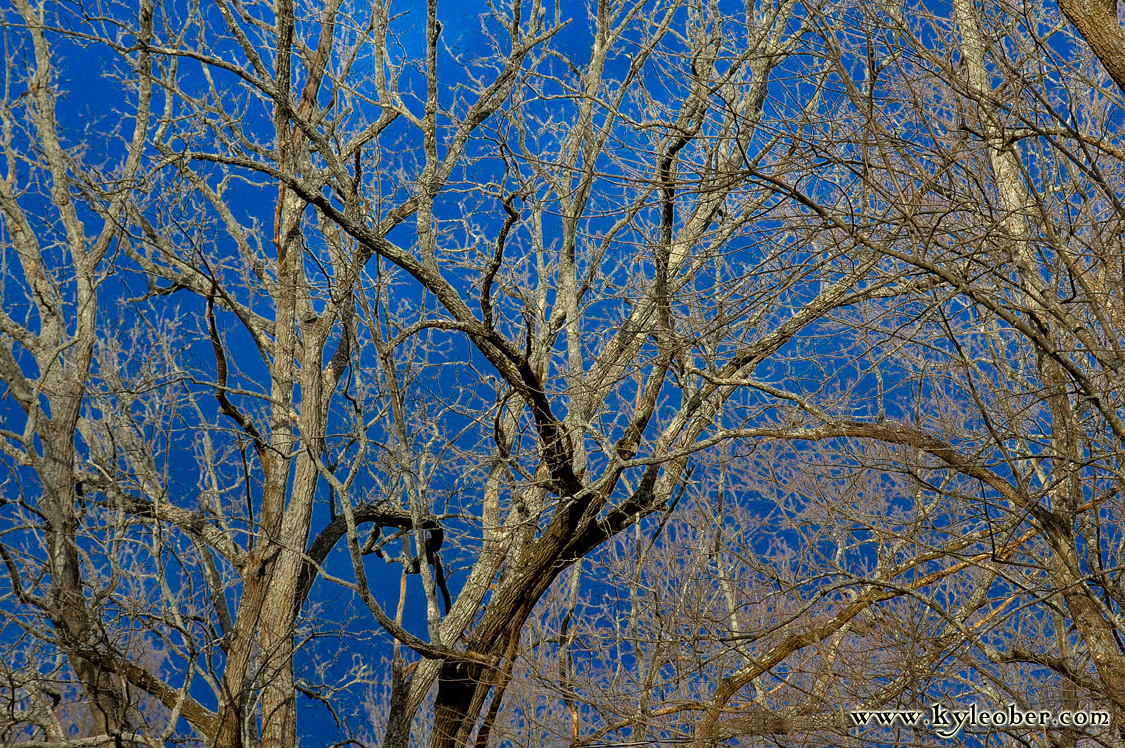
xmin=1 ymin=0 xmax=1125 ymax=746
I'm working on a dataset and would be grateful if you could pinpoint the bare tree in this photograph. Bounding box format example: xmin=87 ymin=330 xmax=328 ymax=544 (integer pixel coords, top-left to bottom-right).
xmin=0 ymin=0 xmax=162 ymax=740
xmin=481 ymin=0 xmax=1125 ymax=746
xmin=6 ymin=0 xmax=1125 ymax=746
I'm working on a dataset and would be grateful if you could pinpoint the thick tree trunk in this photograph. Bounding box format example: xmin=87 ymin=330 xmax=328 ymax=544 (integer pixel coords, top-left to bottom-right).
xmin=1056 ymin=0 xmax=1125 ymax=95
xmin=43 ymin=443 xmax=127 ymax=738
